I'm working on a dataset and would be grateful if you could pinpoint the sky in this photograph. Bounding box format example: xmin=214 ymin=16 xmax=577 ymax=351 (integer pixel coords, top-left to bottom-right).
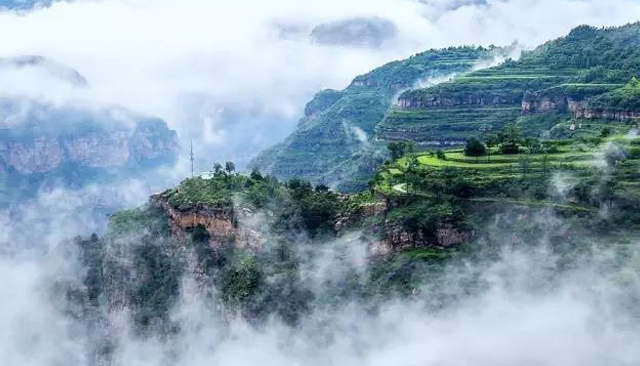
xmin=1 ymin=2 xmax=640 ymax=365
xmin=1 ymin=0 xmax=640 ymax=170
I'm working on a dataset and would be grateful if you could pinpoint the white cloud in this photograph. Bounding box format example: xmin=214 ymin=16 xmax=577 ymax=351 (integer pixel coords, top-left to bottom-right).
xmin=0 ymin=0 xmax=639 ymax=168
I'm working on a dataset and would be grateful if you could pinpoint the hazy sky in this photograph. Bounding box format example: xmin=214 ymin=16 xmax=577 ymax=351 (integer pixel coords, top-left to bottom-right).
xmin=1 ymin=0 xmax=640 ymax=168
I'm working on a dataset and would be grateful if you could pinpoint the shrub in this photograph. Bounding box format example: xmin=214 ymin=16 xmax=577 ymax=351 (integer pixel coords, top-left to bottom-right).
xmin=464 ymin=138 xmax=486 ymax=157
xmin=500 ymin=142 xmax=520 ymax=155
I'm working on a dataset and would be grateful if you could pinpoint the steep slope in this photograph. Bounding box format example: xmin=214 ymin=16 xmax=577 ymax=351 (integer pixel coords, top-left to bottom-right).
xmin=250 ymin=46 xmax=508 ymax=190
xmin=383 ymin=23 xmax=640 ymax=142
xmin=0 ymin=102 xmax=179 ymax=206
xmin=0 ymin=57 xmax=180 ymax=206
xmin=254 ymin=23 xmax=640 ymax=192
xmin=66 ymin=128 xmax=640 ymax=359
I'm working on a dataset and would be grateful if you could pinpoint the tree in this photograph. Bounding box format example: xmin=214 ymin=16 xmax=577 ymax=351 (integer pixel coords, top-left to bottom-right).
xmin=498 ymin=124 xmax=523 ymax=155
xmin=436 ymin=150 xmax=446 ymax=160
xmin=464 ymin=138 xmax=486 ymax=161
xmin=225 ymin=162 xmax=236 ymax=175
xmin=600 ymin=127 xmax=612 ymax=138
xmin=315 ymin=184 xmax=330 ymax=192
xmin=404 ymin=155 xmax=420 ymax=194
xmin=524 ymin=137 xmax=542 ymax=154
xmin=484 ymin=134 xmax=499 ymax=162
xmin=388 ymin=141 xmax=415 ymax=161
xmin=213 ymin=163 xmax=224 ymax=177
xmin=250 ymin=168 xmax=263 ymax=181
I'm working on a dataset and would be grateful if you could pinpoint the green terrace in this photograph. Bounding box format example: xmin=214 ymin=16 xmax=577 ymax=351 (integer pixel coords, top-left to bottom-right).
xmin=374 ymin=134 xmax=640 ymax=212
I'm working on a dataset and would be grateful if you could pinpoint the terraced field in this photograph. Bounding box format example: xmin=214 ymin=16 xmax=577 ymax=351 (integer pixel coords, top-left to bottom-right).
xmin=376 ymin=135 xmax=640 ymax=210
xmin=378 ymin=68 xmax=578 ymax=143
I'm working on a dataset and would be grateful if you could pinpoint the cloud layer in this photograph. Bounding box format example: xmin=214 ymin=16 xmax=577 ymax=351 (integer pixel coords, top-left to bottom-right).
xmin=1 ymin=0 xmax=639 ymax=169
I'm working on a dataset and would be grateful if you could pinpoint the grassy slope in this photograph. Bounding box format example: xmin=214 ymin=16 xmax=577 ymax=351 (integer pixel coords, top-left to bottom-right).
xmin=249 ymin=46 xmax=502 ymax=190
xmin=376 ymin=134 xmax=640 ymax=212
xmin=380 ymin=23 xmax=640 ymax=143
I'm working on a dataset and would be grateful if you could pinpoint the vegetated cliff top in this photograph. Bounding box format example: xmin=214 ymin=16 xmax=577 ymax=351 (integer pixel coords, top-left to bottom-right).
xmin=252 ymin=22 xmax=640 ymax=193
xmin=400 ymin=22 xmax=640 ymax=104
xmin=249 ymin=45 xmax=508 ymax=190
xmin=0 ymin=55 xmax=88 ymax=86
xmin=92 ymin=127 xmax=640 ymax=335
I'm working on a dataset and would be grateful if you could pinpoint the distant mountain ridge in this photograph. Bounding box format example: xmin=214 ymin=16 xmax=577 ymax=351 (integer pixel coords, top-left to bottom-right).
xmin=0 ymin=0 xmax=57 ymax=10
xmin=0 ymin=56 xmax=180 ymax=206
xmin=252 ymin=22 xmax=640 ymax=191
xmin=0 ymin=55 xmax=88 ymax=86
xmin=249 ymin=45 xmax=512 ymax=191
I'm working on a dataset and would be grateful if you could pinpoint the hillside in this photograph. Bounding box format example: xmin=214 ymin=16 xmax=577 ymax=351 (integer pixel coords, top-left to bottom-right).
xmin=253 ymin=23 xmax=640 ymax=192
xmin=384 ymin=24 xmax=640 ymax=142
xmin=0 ymin=57 xmax=180 ymax=206
xmin=66 ymin=121 xmax=639 ymax=355
xmin=249 ymin=46 xmax=509 ymax=191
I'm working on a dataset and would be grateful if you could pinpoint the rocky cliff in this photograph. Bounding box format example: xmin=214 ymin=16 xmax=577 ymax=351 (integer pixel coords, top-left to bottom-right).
xmin=0 ymin=118 xmax=179 ymax=174
xmin=250 ymin=46 xmax=502 ymax=191
xmin=522 ymin=84 xmax=640 ymax=122
xmin=151 ymin=193 xmax=267 ymax=251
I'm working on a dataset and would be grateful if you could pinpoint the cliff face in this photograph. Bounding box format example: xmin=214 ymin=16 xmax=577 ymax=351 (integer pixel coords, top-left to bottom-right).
xmin=377 ymin=221 xmax=470 ymax=254
xmin=0 ymin=118 xmax=179 ymax=174
xmin=572 ymin=107 xmax=640 ymax=121
xmin=0 ymin=57 xmax=180 ymax=193
xmin=250 ymin=46 xmax=497 ymax=190
xmin=397 ymin=93 xmax=517 ymax=109
xmin=151 ymin=194 xmax=267 ymax=251
xmin=521 ymin=92 xmax=573 ymax=114
xmin=149 ymin=190 xmax=470 ymax=258
xmin=522 ymin=89 xmax=640 ymax=121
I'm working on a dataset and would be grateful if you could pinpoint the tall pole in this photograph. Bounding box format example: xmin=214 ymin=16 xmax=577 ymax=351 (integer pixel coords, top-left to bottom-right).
xmin=190 ymin=139 xmax=195 ymax=178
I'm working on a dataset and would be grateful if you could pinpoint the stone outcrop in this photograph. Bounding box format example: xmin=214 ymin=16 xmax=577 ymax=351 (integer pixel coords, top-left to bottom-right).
xmin=522 ymin=91 xmax=572 ymax=114
xmin=0 ymin=120 xmax=179 ymax=174
xmin=0 ymin=137 xmax=65 ymax=173
xmin=334 ymin=198 xmax=388 ymax=233
xmin=380 ymin=221 xmax=471 ymax=253
xmin=152 ymin=195 xmax=267 ymax=251
xmin=397 ymin=94 xmax=516 ymax=108
xmin=572 ymin=107 xmax=640 ymax=121
xmin=522 ymin=89 xmax=640 ymax=121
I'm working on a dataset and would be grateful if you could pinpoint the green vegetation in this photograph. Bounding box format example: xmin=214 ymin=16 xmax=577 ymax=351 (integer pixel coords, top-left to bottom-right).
xmin=388 ymin=141 xmax=416 ymax=160
xmin=67 ymin=24 xmax=640 ymax=338
xmin=380 ymin=23 xmax=640 ymax=146
xmin=464 ymin=137 xmax=486 ymax=158
xmin=376 ymin=126 xmax=640 ymax=218
xmin=250 ymin=46 xmax=508 ymax=191
xmin=587 ymin=77 xmax=640 ymax=110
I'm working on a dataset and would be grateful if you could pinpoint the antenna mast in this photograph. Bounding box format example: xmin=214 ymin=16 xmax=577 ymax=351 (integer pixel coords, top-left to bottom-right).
xmin=190 ymin=139 xmax=195 ymax=178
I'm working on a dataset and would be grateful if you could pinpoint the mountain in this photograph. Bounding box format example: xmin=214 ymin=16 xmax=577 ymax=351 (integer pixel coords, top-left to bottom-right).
xmin=0 ymin=55 xmax=87 ymax=86
xmin=0 ymin=56 xmax=180 ymax=206
xmin=249 ymin=45 xmax=512 ymax=191
xmin=385 ymin=23 xmax=640 ymax=142
xmin=64 ymin=125 xmax=640 ymax=361
xmin=19 ymin=22 xmax=640 ymax=365
xmin=0 ymin=0 xmax=57 ymax=10
xmin=310 ymin=17 xmax=398 ymax=48
xmin=252 ymin=23 xmax=640 ymax=191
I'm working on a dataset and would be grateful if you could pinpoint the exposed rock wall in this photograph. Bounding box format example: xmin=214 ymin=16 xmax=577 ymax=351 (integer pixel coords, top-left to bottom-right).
xmin=152 ymin=195 xmax=267 ymax=251
xmin=522 ymin=92 xmax=571 ymax=114
xmin=572 ymin=107 xmax=640 ymax=121
xmin=397 ymin=94 xmax=517 ymax=108
xmin=0 ymin=124 xmax=179 ymax=174
xmin=522 ymin=90 xmax=640 ymax=121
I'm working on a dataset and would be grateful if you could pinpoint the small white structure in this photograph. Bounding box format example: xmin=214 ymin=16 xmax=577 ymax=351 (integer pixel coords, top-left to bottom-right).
xmin=200 ymin=171 xmax=215 ymax=179
xmin=569 ymin=123 xmax=576 ymax=132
